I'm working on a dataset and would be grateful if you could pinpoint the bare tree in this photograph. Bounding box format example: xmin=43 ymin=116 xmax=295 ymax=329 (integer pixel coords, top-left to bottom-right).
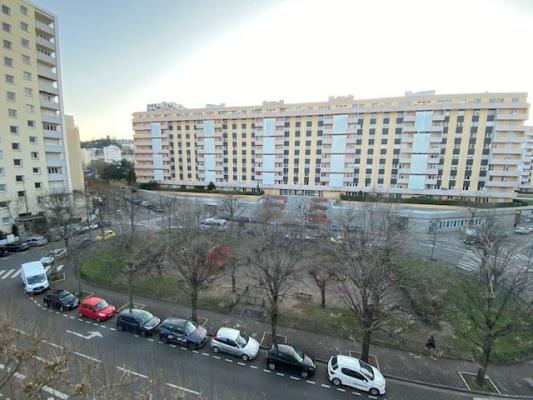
xmin=162 ymin=231 xmax=230 ymax=323
xmin=157 ymin=191 xmax=178 ymax=232
xmin=460 ymin=216 xmax=532 ymax=386
xmin=42 ymin=190 xmax=80 ymax=249
xmin=428 ymin=218 xmax=441 ymax=261
xmin=333 ymin=203 xmax=404 ymax=362
xmin=308 ymin=255 xmax=336 ymax=308
xmin=286 ymin=197 xmax=310 ymax=239
xmin=219 ymin=193 xmax=244 ymax=226
xmin=246 ymin=231 xmax=302 ymax=344
xmin=255 ymin=198 xmax=283 ymax=234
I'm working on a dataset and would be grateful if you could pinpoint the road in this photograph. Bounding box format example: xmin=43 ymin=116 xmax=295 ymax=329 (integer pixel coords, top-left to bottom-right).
xmin=0 ymin=245 xmax=482 ymax=400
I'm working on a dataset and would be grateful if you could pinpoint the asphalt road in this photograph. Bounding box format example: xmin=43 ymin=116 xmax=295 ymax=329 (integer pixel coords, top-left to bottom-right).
xmin=1 ymin=245 xmax=484 ymax=400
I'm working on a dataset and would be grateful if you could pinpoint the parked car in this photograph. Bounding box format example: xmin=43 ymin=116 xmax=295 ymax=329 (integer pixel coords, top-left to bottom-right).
xmin=0 ymin=247 xmax=9 ymax=257
xmin=95 ymin=230 xmax=116 ymax=241
xmin=78 ymin=296 xmax=116 ymax=321
xmin=201 ymin=217 xmax=227 ymax=227
xmin=266 ymin=344 xmax=316 ymax=378
xmin=6 ymin=241 xmax=30 ymax=252
xmin=514 ymin=226 xmax=532 ymax=235
xmin=40 ymin=248 xmax=67 ymax=266
xmin=43 ymin=289 xmax=79 ymax=311
xmin=210 ymin=327 xmax=259 ymax=361
xmin=139 ymin=201 xmax=150 ymax=207
xmin=159 ymin=317 xmax=208 ymax=349
xmin=25 ymin=235 xmax=48 ymax=247
xmin=116 ymin=309 xmax=160 ymax=336
xmin=328 ymin=355 xmax=386 ymax=396
xmin=21 ymin=261 xmax=49 ymax=294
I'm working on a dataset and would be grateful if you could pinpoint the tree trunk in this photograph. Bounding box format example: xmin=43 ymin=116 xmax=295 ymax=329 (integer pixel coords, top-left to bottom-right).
xmin=231 ymin=268 xmax=236 ymax=293
xmin=476 ymin=334 xmax=493 ymax=386
xmin=191 ymin=290 xmax=198 ymax=322
xmin=361 ymin=330 xmax=372 ymax=363
xmin=271 ymin=304 xmax=278 ymax=345
xmin=320 ymin=285 xmax=326 ymax=308
xmin=127 ymin=270 xmax=134 ymax=311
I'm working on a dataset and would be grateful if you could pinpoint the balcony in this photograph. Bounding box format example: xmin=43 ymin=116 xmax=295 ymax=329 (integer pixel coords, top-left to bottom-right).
xmin=37 ymin=66 xmax=57 ymax=81
xmin=48 ymin=173 xmax=65 ymax=182
xmin=40 ymin=98 xmax=60 ymax=110
xmin=496 ymin=113 xmax=528 ymax=121
xmin=45 ymin=144 xmax=64 ymax=153
xmin=495 ymin=124 xmax=526 ymax=132
xmin=36 ymin=36 xmax=55 ymax=51
xmin=403 ymin=115 xmax=416 ymax=122
xmin=39 ymin=81 xmax=59 ymax=95
xmin=35 ymin=20 xmax=55 ymax=35
xmin=488 ymin=170 xmax=519 ymax=178
xmin=490 ymin=159 xmax=521 ymax=166
xmin=43 ymin=129 xmax=62 ymax=139
xmin=46 ymin=159 xmax=65 ymax=168
xmin=485 ymin=180 xmax=517 ymax=188
xmin=491 ymin=148 xmax=523 ymax=155
xmin=37 ymin=51 xmax=56 ymax=66
xmin=492 ymin=135 xmax=524 ymax=143
xmin=41 ymin=113 xmax=62 ymax=124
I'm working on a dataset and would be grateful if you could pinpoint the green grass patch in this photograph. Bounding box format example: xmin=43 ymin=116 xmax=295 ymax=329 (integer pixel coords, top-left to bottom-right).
xmin=340 ymin=194 xmax=527 ymax=208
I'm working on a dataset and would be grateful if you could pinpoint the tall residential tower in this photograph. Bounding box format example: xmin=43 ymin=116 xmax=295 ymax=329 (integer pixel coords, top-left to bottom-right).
xmin=133 ymin=91 xmax=529 ymax=203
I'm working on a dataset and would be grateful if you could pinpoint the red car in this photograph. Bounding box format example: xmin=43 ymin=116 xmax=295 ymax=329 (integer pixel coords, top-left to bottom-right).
xmin=78 ymin=296 xmax=115 ymax=322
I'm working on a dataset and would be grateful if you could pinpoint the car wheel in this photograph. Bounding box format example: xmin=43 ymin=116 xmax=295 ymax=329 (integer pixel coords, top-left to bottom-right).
xmin=369 ymin=388 xmax=380 ymax=396
xmin=212 ymin=346 xmax=220 ymax=353
xmin=332 ymin=378 xmax=342 ymax=386
xmin=268 ymin=363 xmax=276 ymax=371
xmin=300 ymin=370 xmax=309 ymax=378
xmin=241 ymin=354 xmax=249 ymax=362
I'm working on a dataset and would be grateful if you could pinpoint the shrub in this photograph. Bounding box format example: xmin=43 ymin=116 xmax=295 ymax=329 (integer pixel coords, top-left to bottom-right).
xmin=138 ymin=181 xmax=159 ymax=190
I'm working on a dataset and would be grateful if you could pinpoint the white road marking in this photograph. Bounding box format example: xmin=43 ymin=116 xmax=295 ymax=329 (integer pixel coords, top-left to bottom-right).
xmin=201 ymin=352 xmax=209 ymax=356
xmin=42 ymin=340 xmax=62 ymax=349
xmin=65 ymin=330 xmax=103 ymax=340
xmin=237 ymin=362 xmax=246 ymax=366
xmin=69 ymin=316 xmax=75 ymax=319
xmin=110 ymin=327 xmax=116 ymax=331
xmin=11 ymin=269 xmax=22 ymax=278
xmin=33 ymin=355 xmax=47 ymax=363
xmin=147 ymin=338 xmax=154 ymax=342
xmin=63 ymin=314 xmax=68 ymax=317
xmin=180 ymin=347 xmax=187 ymax=351
xmin=1 ymin=269 xmax=15 ymax=279
xmin=290 ymin=376 xmax=300 ymax=381
xmin=44 ymin=266 xmax=51 ymax=273
xmin=74 ymin=351 xmax=101 ymax=363
xmin=78 ymin=318 xmax=83 ymax=322
xmin=225 ymin=359 xmax=233 ymax=363
xmin=213 ymin=355 xmax=221 ymax=360
xmin=165 ymin=383 xmax=201 ymax=396
xmin=306 ymin=380 xmax=316 ymax=384
xmin=192 ymin=350 xmax=199 ymax=354
xmin=336 ymin=388 xmax=346 ymax=392
xmin=352 ymin=392 xmax=361 ymax=396
xmin=321 ymin=384 xmax=330 ymax=388
xmin=276 ymin=372 xmax=284 ymax=376
xmin=57 ymin=265 xmax=64 ymax=272
xmin=250 ymin=365 xmax=258 ymax=369
xmin=0 ymin=270 xmax=7 ymax=279
xmin=116 ymin=366 xmax=148 ymax=379
xmin=0 ymin=363 xmax=69 ymax=399
xmin=263 ymin=369 xmax=271 ymax=373
xmin=368 ymin=396 xmax=378 ymax=399
xmin=169 ymin=344 xmax=176 ymax=348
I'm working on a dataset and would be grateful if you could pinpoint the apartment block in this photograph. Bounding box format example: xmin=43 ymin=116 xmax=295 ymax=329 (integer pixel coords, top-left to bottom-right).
xmin=132 ymin=91 xmax=529 ymax=203
xmin=64 ymin=115 xmax=84 ymax=192
xmin=1 ymin=0 xmax=72 ymax=230
xmin=520 ymin=126 xmax=533 ymax=190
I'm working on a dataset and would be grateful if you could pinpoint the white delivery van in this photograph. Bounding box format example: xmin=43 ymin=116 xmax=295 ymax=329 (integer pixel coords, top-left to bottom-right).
xmin=21 ymin=261 xmax=49 ymax=294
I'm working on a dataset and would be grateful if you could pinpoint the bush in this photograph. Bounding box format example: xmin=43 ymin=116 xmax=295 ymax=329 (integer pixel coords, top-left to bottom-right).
xmin=340 ymin=194 xmax=527 ymax=208
xmin=207 ymin=181 xmax=216 ymax=191
xmin=138 ymin=181 xmax=159 ymax=190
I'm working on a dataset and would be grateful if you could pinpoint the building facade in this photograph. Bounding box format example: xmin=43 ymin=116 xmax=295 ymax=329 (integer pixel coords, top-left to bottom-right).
xmin=520 ymin=126 xmax=533 ymax=190
xmin=103 ymin=144 xmax=121 ymax=163
xmin=132 ymin=91 xmax=529 ymax=202
xmin=1 ymin=0 xmax=72 ymax=229
xmin=64 ymin=115 xmax=84 ymax=192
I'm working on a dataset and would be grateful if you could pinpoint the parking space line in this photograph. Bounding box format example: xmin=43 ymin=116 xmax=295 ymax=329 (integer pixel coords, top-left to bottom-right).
xmin=290 ymin=376 xmax=300 ymax=381
xmin=352 ymin=392 xmax=361 ymax=396
xmin=74 ymin=351 xmax=101 ymax=363
xmin=263 ymin=369 xmax=271 ymax=373
xmin=201 ymin=352 xmax=209 ymax=356
xmin=180 ymin=347 xmax=187 ymax=351
xmin=165 ymin=383 xmax=201 ymax=396
xmin=368 ymin=396 xmax=377 ymax=399
xmin=250 ymin=365 xmax=258 ymax=369
xmin=237 ymin=362 xmax=246 ymax=366
xmin=336 ymin=388 xmax=346 ymax=392
xmin=321 ymin=384 xmax=330 ymax=388
xmin=192 ymin=350 xmax=199 ymax=354
xmin=110 ymin=327 xmax=116 ymax=331
xmin=276 ymin=372 xmax=284 ymax=377
xmin=213 ymin=356 xmax=221 ymax=360
xmin=306 ymin=380 xmax=315 ymax=384
xmin=225 ymin=359 xmax=233 ymax=363
xmin=78 ymin=318 xmax=83 ymax=322
xmin=116 ymin=366 xmax=148 ymax=379
xmin=169 ymin=344 xmax=176 ymax=348
xmin=62 ymin=314 xmax=68 ymax=317
xmin=147 ymin=338 xmax=154 ymax=342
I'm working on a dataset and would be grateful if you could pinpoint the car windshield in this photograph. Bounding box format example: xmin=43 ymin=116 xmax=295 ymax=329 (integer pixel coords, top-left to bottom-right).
xmin=139 ymin=311 xmax=154 ymax=325
xmin=27 ymin=274 xmax=45 ymax=284
xmin=235 ymin=332 xmax=249 ymax=347
xmin=60 ymin=293 xmax=75 ymax=302
xmin=95 ymin=300 xmax=109 ymax=311
xmin=291 ymin=346 xmax=304 ymax=363
xmin=359 ymin=360 xmax=375 ymax=380
xmin=184 ymin=321 xmax=197 ymax=335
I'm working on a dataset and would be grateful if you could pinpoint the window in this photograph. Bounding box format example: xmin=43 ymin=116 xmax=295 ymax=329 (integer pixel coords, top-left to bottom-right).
xmin=32 ymin=167 xmax=40 ymax=174
xmin=0 ymin=167 xmax=4 ymax=176
xmin=11 ymin=142 xmax=20 ymax=150
xmin=24 ymin=87 xmax=32 ymax=96
xmin=20 ymin=21 xmax=28 ymax=32
xmin=16 ymin=175 xmax=23 ymax=182
xmin=10 ymin=125 xmax=18 ymax=134
xmin=3 ymin=39 xmax=12 ymax=49
xmin=5 ymin=74 xmax=14 ymax=84
xmin=2 ymin=22 xmax=11 ymax=32
xmin=1 ymin=4 xmax=10 ymax=15
xmin=6 ymin=91 xmax=15 ymax=101
xmin=25 ymin=104 xmax=34 ymax=113
xmin=29 ymin=136 xmax=37 ymax=143
xmin=23 ymin=71 xmax=31 ymax=80
xmin=22 ymin=54 xmax=30 ymax=64
xmin=13 ymin=159 xmax=22 ymax=166
xmin=17 ymin=191 xmax=25 ymax=198
xmin=34 ymin=182 xmax=42 ymax=189
xmin=31 ymin=151 xmax=38 ymax=159
xmin=8 ymin=109 xmax=17 ymax=118
xmin=20 ymin=5 xmax=28 ymax=15
xmin=4 ymin=56 xmax=13 ymax=67
xmin=0 ymin=184 xmax=6 ymax=193
xmin=21 ymin=38 xmax=29 ymax=48
xmin=27 ymin=120 xmax=35 ymax=128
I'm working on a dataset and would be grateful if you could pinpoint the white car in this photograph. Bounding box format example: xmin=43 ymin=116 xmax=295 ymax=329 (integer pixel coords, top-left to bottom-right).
xmin=328 ymin=355 xmax=386 ymax=396
xmin=210 ymin=327 xmax=260 ymax=361
xmin=25 ymin=235 xmax=48 ymax=247
xmin=201 ymin=217 xmax=227 ymax=227
xmin=40 ymin=248 xmax=67 ymax=266
xmin=514 ymin=226 xmax=532 ymax=235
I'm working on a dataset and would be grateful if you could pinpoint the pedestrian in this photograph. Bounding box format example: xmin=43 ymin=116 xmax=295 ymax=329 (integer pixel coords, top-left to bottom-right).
xmin=426 ymin=335 xmax=436 ymax=355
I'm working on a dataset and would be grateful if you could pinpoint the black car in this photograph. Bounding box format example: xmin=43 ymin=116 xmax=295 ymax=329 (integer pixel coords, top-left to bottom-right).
xmin=5 ymin=241 xmax=30 ymax=252
xmin=0 ymin=247 xmax=8 ymax=257
xmin=159 ymin=317 xmax=208 ymax=349
xmin=116 ymin=309 xmax=161 ymax=336
xmin=266 ymin=344 xmax=316 ymax=378
xmin=43 ymin=290 xmax=80 ymax=311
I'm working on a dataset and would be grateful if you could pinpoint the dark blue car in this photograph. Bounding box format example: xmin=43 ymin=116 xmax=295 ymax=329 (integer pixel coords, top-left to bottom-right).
xmin=159 ymin=317 xmax=208 ymax=349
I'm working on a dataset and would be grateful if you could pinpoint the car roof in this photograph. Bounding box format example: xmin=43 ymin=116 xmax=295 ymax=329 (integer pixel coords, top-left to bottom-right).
xmin=82 ymin=296 xmax=104 ymax=306
xmin=335 ymin=355 xmax=360 ymax=369
xmin=216 ymin=327 xmax=239 ymax=340
xmin=119 ymin=308 xmax=151 ymax=318
xmin=272 ymin=344 xmax=296 ymax=353
xmin=53 ymin=289 xmax=70 ymax=296
xmin=21 ymin=261 xmax=45 ymax=274
xmin=163 ymin=317 xmax=188 ymax=325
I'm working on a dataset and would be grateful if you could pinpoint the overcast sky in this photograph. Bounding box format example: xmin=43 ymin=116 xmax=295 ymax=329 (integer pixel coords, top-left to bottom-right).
xmin=36 ymin=0 xmax=533 ymax=140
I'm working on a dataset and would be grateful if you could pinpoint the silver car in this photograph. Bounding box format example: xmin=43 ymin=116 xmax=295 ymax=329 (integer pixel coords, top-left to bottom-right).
xmin=210 ymin=327 xmax=260 ymax=361
xmin=25 ymin=235 xmax=48 ymax=247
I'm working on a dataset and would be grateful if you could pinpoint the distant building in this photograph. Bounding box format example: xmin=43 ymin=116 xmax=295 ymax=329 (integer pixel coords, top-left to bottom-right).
xmin=520 ymin=127 xmax=533 ymax=190
xmin=146 ymin=102 xmax=185 ymax=112
xmin=103 ymin=145 xmax=122 ymax=163
xmin=64 ymin=115 xmax=85 ymax=192
xmin=80 ymin=148 xmax=91 ymax=168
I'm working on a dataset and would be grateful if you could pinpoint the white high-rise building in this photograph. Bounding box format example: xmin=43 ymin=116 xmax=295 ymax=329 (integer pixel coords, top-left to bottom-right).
xmin=103 ymin=144 xmax=122 ymax=163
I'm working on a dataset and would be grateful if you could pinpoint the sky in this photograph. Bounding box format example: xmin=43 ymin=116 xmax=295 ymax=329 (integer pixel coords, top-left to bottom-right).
xmin=35 ymin=0 xmax=533 ymax=140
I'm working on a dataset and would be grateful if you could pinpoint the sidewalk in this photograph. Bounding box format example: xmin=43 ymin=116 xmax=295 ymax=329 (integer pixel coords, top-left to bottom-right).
xmin=63 ymin=273 xmax=533 ymax=397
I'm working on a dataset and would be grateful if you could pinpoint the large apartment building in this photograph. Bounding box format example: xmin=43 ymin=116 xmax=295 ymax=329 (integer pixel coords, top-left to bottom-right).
xmin=133 ymin=91 xmax=529 ymax=202
xmin=1 ymin=0 xmax=74 ymax=230
xmin=520 ymin=126 xmax=533 ymax=190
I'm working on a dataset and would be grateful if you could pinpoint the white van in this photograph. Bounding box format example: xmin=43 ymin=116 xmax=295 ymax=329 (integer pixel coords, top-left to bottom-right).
xmin=21 ymin=261 xmax=49 ymax=294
